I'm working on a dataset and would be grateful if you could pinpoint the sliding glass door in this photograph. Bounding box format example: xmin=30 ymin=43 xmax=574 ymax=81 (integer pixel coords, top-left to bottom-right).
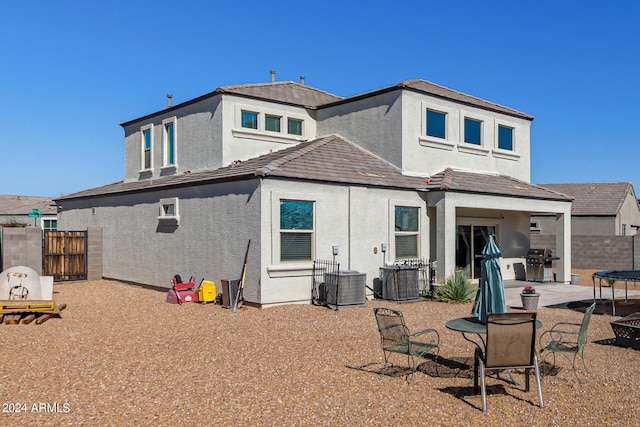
xmin=455 ymin=225 xmax=496 ymax=279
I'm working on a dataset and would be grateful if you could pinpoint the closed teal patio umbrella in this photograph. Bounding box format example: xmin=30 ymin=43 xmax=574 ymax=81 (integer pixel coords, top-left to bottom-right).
xmin=471 ymin=235 xmax=507 ymax=323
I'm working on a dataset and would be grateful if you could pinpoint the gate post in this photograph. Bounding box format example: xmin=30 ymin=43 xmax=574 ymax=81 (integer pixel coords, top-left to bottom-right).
xmin=87 ymin=227 xmax=103 ymax=280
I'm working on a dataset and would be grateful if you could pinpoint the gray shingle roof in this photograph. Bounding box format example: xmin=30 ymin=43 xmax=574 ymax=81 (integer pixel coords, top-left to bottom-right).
xmin=216 ymin=81 xmax=342 ymax=108
xmin=423 ymin=168 xmax=572 ymax=201
xmin=0 ymin=195 xmax=57 ymax=215
xmin=57 ymin=139 xmax=573 ymax=205
xmin=56 ymin=136 xmax=427 ymax=201
xmin=398 ymin=79 xmax=534 ymax=120
xmin=536 ymin=182 xmax=636 ymax=215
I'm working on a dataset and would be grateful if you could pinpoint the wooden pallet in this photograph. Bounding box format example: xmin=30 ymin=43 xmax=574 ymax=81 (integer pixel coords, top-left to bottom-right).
xmin=0 ymin=303 xmax=67 ymax=325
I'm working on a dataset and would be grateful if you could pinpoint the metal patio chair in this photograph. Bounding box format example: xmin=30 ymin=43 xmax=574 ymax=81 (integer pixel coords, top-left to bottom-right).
xmin=474 ymin=312 xmax=544 ymax=413
xmin=373 ymin=307 xmax=440 ymax=384
xmin=539 ymin=303 xmax=596 ymax=383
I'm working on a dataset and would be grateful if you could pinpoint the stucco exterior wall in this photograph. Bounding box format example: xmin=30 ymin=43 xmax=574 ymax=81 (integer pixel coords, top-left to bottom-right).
xmin=221 ymin=95 xmax=317 ymax=166
xmin=315 ymin=91 xmax=404 ymax=167
xmin=316 ymin=89 xmax=531 ymax=181
xmin=57 ymin=180 xmax=262 ymax=302
xmin=260 ymin=179 xmax=427 ymax=306
xmin=122 ymin=96 xmax=224 ymax=181
xmin=401 ymin=90 xmax=531 ymax=180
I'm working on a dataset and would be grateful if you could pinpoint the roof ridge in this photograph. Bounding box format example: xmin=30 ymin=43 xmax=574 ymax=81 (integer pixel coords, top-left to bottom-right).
xmin=217 ymin=81 xmax=343 ymax=100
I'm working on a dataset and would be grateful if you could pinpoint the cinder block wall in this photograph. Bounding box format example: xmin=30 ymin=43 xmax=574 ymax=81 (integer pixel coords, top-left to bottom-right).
xmin=1 ymin=227 xmax=43 ymax=274
xmin=1 ymin=227 xmax=104 ymax=280
xmin=531 ymin=234 xmax=637 ymax=270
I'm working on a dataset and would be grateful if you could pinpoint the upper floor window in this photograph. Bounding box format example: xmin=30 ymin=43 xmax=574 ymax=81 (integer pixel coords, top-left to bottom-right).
xmin=426 ymin=109 xmax=446 ymax=139
xmin=141 ymin=126 xmax=152 ymax=169
xmin=241 ymin=111 xmax=258 ymax=129
xmin=498 ymin=125 xmax=513 ymax=150
xmin=464 ymin=118 xmax=482 ymax=145
xmin=280 ymin=200 xmax=314 ymax=261
xmin=288 ymin=118 xmax=303 ymax=136
xmin=395 ymin=206 xmax=419 ymax=259
xmin=163 ymin=119 xmax=176 ymax=166
xmin=265 ymin=114 xmax=281 ymax=132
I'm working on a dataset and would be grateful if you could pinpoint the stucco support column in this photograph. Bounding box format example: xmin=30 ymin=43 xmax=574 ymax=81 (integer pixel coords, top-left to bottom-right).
xmin=555 ymin=212 xmax=571 ymax=283
xmin=435 ymin=197 xmax=457 ymax=282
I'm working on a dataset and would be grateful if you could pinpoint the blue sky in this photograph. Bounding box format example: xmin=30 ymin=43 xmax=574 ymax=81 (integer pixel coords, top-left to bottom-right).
xmin=2 ymin=1 xmax=639 ymax=197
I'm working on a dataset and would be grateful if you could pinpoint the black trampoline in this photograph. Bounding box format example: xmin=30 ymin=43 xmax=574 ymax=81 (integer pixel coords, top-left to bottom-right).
xmin=592 ymin=270 xmax=640 ymax=316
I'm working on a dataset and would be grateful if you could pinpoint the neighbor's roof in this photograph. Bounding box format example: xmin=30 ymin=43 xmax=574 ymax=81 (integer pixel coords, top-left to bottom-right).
xmin=423 ymin=169 xmax=573 ymax=201
xmin=56 ymin=135 xmax=427 ymax=200
xmin=536 ymin=182 xmax=636 ymax=215
xmin=0 ymin=195 xmax=57 ymax=215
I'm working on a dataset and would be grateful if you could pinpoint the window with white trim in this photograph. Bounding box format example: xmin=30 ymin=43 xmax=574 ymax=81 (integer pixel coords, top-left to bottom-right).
xmin=287 ymin=118 xmax=303 ymax=136
xmin=158 ymin=197 xmax=180 ymax=224
xmin=43 ymin=218 xmax=57 ymax=230
xmin=464 ymin=117 xmax=482 ymax=145
xmin=426 ymin=109 xmax=446 ymax=139
xmin=395 ymin=206 xmax=419 ymax=259
xmin=498 ymin=125 xmax=514 ymax=150
xmin=241 ymin=110 xmax=258 ymax=129
xmin=162 ymin=118 xmax=176 ymax=166
xmin=280 ymin=200 xmax=314 ymax=261
xmin=265 ymin=114 xmax=281 ymax=132
xmin=141 ymin=125 xmax=153 ymax=170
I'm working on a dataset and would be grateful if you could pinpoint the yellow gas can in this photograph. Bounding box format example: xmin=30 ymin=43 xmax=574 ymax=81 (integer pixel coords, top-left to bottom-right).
xmin=197 ymin=280 xmax=217 ymax=303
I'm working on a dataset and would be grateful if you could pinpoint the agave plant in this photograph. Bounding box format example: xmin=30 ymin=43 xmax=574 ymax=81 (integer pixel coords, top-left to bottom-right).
xmin=439 ymin=269 xmax=476 ymax=303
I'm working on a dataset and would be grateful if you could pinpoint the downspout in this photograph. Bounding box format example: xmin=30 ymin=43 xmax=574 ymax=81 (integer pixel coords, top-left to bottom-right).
xmin=348 ymin=186 xmax=352 ymax=270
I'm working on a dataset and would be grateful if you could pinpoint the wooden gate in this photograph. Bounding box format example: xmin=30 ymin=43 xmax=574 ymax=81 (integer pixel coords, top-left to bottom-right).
xmin=43 ymin=231 xmax=87 ymax=281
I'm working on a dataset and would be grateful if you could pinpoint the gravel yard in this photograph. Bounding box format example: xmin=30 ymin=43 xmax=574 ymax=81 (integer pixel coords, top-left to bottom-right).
xmin=1 ymin=278 xmax=638 ymax=426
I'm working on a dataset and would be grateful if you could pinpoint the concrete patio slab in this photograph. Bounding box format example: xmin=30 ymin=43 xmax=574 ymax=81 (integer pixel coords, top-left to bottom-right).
xmin=504 ymin=281 xmax=640 ymax=309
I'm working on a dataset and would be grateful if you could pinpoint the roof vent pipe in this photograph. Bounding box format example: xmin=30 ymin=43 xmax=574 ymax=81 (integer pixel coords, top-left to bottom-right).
xmin=166 ymin=94 xmax=173 ymax=108
xmin=300 ymin=75 xmax=305 ymax=85
xmin=270 ymin=70 xmax=275 ymax=82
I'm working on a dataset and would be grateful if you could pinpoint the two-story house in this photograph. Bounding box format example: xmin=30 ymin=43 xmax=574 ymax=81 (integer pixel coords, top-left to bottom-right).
xmin=55 ymin=78 xmax=572 ymax=307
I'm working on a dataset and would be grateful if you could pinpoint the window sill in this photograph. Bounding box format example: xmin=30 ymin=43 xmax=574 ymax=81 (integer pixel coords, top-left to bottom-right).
xmin=418 ymin=136 xmax=455 ymax=151
xmin=267 ymin=263 xmax=314 ymax=278
xmin=138 ymin=169 xmax=153 ymax=179
xmin=492 ymin=149 xmax=521 ymax=160
xmin=457 ymin=143 xmax=490 ymax=156
xmin=160 ymin=165 xmax=177 ymax=175
xmin=157 ymin=215 xmax=180 ymax=225
xmin=232 ymin=128 xmax=307 ymax=144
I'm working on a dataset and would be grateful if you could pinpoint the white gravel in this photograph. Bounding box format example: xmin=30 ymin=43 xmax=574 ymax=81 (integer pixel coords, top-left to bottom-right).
xmin=0 ymin=279 xmax=637 ymax=426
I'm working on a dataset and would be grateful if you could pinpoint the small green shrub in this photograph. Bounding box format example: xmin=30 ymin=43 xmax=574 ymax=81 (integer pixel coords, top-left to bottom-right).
xmin=439 ymin=269 xmax=476 ymax=303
